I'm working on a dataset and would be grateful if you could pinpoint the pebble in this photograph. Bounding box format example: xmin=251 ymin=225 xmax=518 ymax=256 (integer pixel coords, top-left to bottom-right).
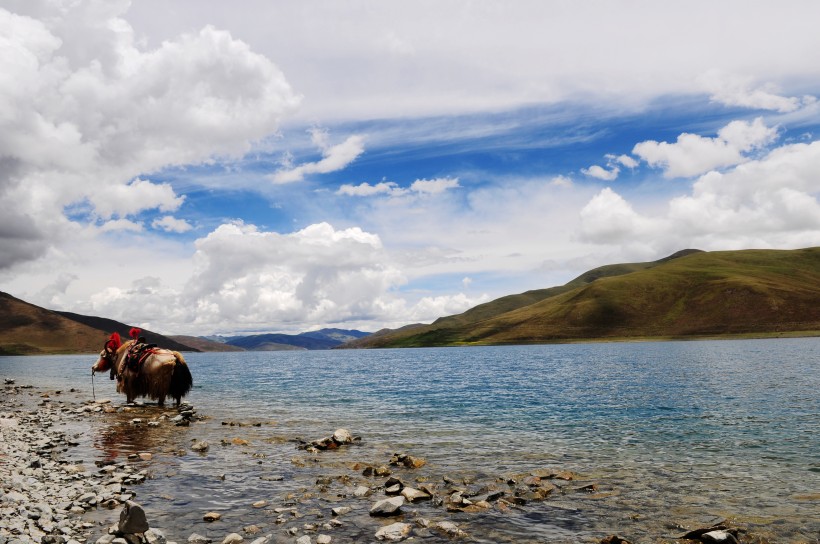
xmin=220 ymin=533 xmax=243 ymax=544
xmin=0 ymin=394 xmax=144 ymax=544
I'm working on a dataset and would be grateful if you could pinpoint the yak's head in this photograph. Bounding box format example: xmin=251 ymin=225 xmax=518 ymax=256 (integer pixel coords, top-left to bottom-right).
xmin=92 ymin=332 xmax=121 ymax=373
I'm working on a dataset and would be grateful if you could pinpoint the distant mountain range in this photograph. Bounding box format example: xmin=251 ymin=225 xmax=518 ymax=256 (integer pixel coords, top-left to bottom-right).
xmin=344 ymin=247 xmax=820 ymax=348
xmin=3 ymin=247 xmax=818 ymax=355
xmin=170 ymin=329 xmax=371 ymax=351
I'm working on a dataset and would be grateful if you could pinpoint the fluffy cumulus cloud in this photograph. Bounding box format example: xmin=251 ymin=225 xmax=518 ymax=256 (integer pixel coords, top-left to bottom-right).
xmin=579 ymin=188 xmax=658 ymax=244
xmin=75 ymin=220 xmax=491 ymax=333
xmin=183 ymin=222 xmax=407 ymax=330
xmin=271 ymin=128 xmax=365 ymax=184
xmin=0 ymin=1 xmax=299 ymax=271
xmin=633 ymin=117 xmax=779 ymax=178
xmin=578 ymin=140 xmax=820 ymax=252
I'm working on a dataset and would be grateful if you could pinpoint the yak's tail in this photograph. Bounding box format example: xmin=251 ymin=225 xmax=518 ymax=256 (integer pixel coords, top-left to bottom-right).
xmin=169 ymin=351 xmax=193 ymax=401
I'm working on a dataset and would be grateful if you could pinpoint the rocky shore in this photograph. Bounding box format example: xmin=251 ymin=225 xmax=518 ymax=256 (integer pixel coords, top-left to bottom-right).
xmin=0 ymin=380 xmax=781 ymax=544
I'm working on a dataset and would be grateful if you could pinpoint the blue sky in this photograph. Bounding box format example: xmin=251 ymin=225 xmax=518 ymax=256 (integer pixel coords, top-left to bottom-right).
xmin=1 ymin=1 xmax=819 ymax=335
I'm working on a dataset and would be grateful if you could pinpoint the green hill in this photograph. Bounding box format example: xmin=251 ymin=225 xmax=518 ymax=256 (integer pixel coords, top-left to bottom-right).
xmin=344 ymin=247 xmax=820 ymax=348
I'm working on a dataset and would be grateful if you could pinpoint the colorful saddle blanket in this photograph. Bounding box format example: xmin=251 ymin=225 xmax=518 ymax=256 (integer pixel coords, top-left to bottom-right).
xmin=125 ymin=343 xmax=158 ymax=371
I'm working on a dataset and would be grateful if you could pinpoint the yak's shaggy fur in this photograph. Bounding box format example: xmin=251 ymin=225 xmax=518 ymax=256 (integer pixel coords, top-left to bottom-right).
xmin=93 ymin=338 xmax=193 ymax=406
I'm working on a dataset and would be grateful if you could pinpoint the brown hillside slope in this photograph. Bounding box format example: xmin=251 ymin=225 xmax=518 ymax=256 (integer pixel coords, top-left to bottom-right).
xmin=0 ymin=292 xmax=108 ymax=355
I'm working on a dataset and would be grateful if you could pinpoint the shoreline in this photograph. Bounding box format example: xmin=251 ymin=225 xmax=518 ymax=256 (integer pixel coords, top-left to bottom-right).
xmin=4 ymin=329 xmax=820 ymax=357
xmin=1 ymin=381 xmax=801 ymax=544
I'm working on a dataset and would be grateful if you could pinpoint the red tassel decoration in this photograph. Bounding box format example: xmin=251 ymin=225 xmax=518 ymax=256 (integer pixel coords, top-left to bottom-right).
xmin=129 ymin=327 xmax=141 ymax=340
xmin=105 ymin=331 xmax=122 ymax=350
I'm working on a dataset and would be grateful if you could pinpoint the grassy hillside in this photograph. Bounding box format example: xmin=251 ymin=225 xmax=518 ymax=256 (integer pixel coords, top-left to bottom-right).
xmin=347 ymin=248 xmax=820 ymax=348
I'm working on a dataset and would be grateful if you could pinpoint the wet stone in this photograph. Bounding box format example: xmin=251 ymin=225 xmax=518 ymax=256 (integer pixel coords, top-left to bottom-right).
xmin=370 ymin=496 xmax=404 ymax=516
xmin=375 ymin=522 xmax=411 ymax=542
xmin=220 ymin=534 xmax=243 ymax=544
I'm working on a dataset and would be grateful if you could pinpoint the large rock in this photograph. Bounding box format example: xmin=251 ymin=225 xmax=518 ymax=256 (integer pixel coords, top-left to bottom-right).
xmin=370 ymin=496 xmax=404 ymax=516
xmin=332 ymin=429 xmax=352 ymax=444
xmin=400 ymin=487 xmax=431 ymax=502
xmin=117 ymin=501 xmax=149 ymax=534
xmin=375 ymin=522 xmax=411 ymax=542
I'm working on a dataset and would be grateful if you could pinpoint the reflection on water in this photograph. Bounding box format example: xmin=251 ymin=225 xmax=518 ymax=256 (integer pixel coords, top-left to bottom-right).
xmin=91 ymin=405 xmax=192 ymax=462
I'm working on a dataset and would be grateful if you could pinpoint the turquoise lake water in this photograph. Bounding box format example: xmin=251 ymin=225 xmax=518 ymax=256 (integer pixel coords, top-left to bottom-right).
xmin=1 ymin=338 xmax=818 ymax=543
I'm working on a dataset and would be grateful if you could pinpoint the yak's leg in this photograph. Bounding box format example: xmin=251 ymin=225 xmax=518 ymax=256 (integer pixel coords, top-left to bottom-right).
xmin=174 ymin=395 xmax=181 ymax=407
xmin=157 ymin=394 xmax=165 ymax=407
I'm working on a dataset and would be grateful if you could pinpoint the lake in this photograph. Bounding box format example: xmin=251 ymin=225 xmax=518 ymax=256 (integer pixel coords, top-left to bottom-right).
xmin=1 ymin=338 xmax=818 ymax=543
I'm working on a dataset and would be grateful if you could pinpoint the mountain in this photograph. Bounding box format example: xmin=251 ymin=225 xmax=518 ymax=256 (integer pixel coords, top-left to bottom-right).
xmin=344 ymin=247 xmax=820 ymax=348
xmin=225 ymin=328 xmax=370 ymax=351
xmin=168 ymin=335 xmax=246 ymax=352
xmin=55 ymin=311 xmax=196 ymax=352
xmin=0 ymin=292 xmax=110 ymax=355
xmin=0 ymin=292 xmax=196 ymax=355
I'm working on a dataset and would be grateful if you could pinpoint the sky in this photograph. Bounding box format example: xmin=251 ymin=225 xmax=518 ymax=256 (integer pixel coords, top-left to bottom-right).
xmin=1 ymin=0 xmax=820 ymax=336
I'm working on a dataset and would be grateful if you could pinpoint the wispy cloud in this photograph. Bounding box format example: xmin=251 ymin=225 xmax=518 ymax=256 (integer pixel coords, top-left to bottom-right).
xmin=152 ymin=215 xmax=194 ymax=233
xmin=337 ymin=177 xmax=460 ymax=197
xmin=698 ymin=70 xmax=816 ymax=113
xmin=270 ymin=129 xmax=365 ymax=184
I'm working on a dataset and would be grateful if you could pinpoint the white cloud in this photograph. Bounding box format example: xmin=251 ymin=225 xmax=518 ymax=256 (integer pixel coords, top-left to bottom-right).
xmin=90 ymin=178 xmax=185 ymax=219
xmin=698 ymin=70 xmax=814 ymax=113
xmin=550 ymin=175 xmax=574 ymax=187
xmin=0 ymin=2 xmax=299 ymax=270
xmin=667 ymin=141 xmax=820 ymax=237
xmin=176 ymin=221 xmax=404 ymax=330
xmin=578 ymin=188 xmax=657 ymax=244
xmin=125 ymin=2 xmax=820 ymax=121
xmin=271 ymin=132 xmax=365 ymax=184
xmin=99 ymin=219 xmax=144 ymax=232
xmin=577 ymin=140 xmax=820 ymax=253
xmin=337 ymin=181 xmax=402 ymax=197
xmin=406 ymin=292 xmax=490 ymax=322
xmin=606 ymin=154 xmax=638 ymax=169
xmin=581 ymin=164 xmax=620 ymax=181
xmin=409 ymin=177 xmax=461 ymax=194
xmin=337 ymin=177 xmax=461 ymax=197
xmin=152 ymin=215 xmax=193 ymax=233
xmin=633 ymin=117 xmax=779 ymax=178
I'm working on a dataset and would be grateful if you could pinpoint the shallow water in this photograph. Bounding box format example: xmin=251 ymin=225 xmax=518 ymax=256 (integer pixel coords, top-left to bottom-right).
xmin=2 ymin=338 xmax=818 ymax=543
